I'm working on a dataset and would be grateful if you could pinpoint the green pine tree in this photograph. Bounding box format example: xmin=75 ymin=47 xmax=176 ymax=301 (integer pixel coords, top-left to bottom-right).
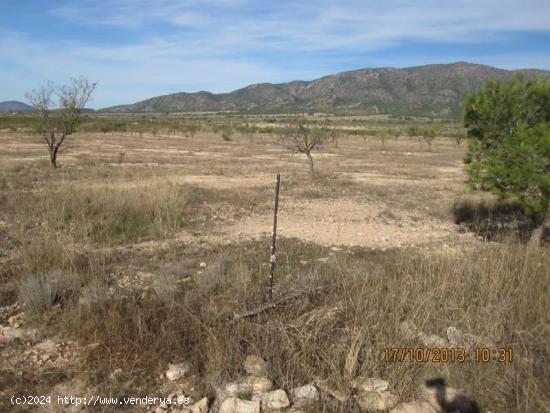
xmin=463 ymin=75 xmax=550 ymax=243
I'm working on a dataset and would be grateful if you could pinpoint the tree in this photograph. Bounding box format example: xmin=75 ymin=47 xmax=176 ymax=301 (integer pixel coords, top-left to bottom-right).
xmin=464 ymin=75 xmax=550 ymax=243
xmin=406 ymin=125 xmax=419 ymax=139
xmin=452 ymin=128 xmax=467 ymax=146
xmin=26 ymin=77 xmax=96 ymax=168
xmin=277 ymin=117 xmax=336 ymax=179
xmin=378 ymin=129 xmax=387 ymax=149
xmin=420 ymin=126 xmax=438 ymax=151
xmin=186 ymin=122 xmax=200 ymax=138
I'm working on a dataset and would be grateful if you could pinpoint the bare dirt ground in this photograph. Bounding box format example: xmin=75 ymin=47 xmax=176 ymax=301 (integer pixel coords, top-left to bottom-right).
xmin=0 ymin=130 xmax=473 ymax=251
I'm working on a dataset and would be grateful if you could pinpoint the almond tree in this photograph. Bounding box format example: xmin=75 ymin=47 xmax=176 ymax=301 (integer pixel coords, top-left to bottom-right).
xmin=27 ymin=77 xmax=96 ymax=168
xmin=421 ymin=127 xmax=436 ymax=151
xmin=277 ymin=118 xmax=336 ymax=179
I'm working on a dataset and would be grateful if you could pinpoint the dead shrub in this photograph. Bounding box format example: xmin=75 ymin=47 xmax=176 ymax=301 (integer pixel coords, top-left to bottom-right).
xmin=18 ymin=269 xmax=79 ymax=315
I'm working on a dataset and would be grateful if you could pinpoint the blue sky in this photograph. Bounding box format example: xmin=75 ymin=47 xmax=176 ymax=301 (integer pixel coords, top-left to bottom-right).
xmin=1 ymin=0 xmax=550 ymax=108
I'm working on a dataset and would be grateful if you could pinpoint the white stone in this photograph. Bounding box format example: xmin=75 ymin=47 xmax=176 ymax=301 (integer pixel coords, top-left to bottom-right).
xmin=290 ymin=384 xmax=319 ymax=408
xmin=225 ymin=382 xmax=242 ymax=396
xmin=199 ymin=262 xmax=207 ymax=268
xmin=252 ymin=389 xmax=290 ymax=409
xmin=353 ymin=377 xmax=389 ymax=393
xmin=166 ymin=362 xmax=190 ymax=381
xmin=390 ymin=401 xmax=437 ymax=413
xmin=225 ymin=376 xmax=273 ymax=397
xmin=190 ymin=397 xmax=208 ymax=413
xmin=243 ymin=355 xmax=268 ymax=377
xmin=109 ymin=368 xmax=122 ymax=379
xmin=219 ymin=397 xmax=260 ymax=413
xmin=358 ymin=391 xmax=398 ymax=411
xmin=249 ymin=376 xmax=273 ymax=395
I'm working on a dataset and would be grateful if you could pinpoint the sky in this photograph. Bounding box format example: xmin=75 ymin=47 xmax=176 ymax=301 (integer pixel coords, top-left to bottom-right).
xmin=1 ymin=0 xmax=550 ymax=108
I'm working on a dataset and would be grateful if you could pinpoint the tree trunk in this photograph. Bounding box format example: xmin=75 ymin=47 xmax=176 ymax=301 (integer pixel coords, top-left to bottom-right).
xmin=306 ymin=152 xmax=314 ymax=179
xmin=50 ymin=146 xmax=59 ymax=168
xmin=529 ymin=212 xmax=549 ymax=246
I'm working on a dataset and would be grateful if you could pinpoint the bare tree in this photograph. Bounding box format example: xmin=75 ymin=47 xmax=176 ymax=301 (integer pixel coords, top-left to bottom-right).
xmin=27 ymin=77 xmax=96 ymax=168
xmin=277 ymin=117 xmax=336 ymax=179
xmin=378 ymin=129 xmax=387 ymax=149
xmin=452 ymin=128 xmax=467 ymax=146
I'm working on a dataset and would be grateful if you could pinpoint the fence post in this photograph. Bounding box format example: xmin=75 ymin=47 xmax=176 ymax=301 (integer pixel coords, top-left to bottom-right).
xmin=269 ymin=174 xmax=281 ymax=300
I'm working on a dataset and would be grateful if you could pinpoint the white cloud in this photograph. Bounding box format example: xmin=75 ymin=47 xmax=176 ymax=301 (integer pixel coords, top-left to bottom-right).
xmin=2 ymin=0 xmax=549 ymax=106
xmin=48 ymin=0 xmax=550 ymax=49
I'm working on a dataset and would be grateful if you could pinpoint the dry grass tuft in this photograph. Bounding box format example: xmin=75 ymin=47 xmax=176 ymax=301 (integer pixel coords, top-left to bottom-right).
xmin=18 ymin=269 xmax=79 ymax=315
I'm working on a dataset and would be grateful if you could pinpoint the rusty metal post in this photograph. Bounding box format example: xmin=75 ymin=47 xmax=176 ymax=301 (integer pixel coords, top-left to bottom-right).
xmin=269 ymin=174 xmax=281 ymax=300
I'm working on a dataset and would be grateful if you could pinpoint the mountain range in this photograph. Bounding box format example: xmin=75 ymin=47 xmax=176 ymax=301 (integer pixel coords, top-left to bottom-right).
xmin=0 ymin=101 xmax=33 ymax=113
xmin=101 ymin=62 xmax=550 ymax=117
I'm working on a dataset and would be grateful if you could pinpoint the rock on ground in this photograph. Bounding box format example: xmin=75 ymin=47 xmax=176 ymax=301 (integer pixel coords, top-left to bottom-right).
xmin=166 ymin=362 xmax=191 ymax=381
xmin=187 ymin=397 xmax=209 ymax=413
xmin=225 ymin=376 xmax=273 ymax=397
xmin=252 ymin=389 xmax=290 ymax=409
xmin=290 ymin=384 xmax=319 ymax=408
xmin=353 ymin=377 xmax=389 ymax=393
xmin=358 ymin=391 xmax=398 ymax=412
xmin=219 ymin=397 xmax=260 ymax=413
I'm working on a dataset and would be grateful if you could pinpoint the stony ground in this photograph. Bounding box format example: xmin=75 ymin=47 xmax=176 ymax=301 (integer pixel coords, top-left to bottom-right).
xmin=0 ymin=128 xmax=528 ymax=412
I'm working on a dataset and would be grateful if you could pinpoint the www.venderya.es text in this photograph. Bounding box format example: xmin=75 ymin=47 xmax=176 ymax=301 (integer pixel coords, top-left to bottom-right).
xmin=11 ymin=395 xmax=191 ymax=407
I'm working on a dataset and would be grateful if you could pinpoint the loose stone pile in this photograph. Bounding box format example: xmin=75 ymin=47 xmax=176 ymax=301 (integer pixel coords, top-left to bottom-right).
xmin=157 ymin=354 xmax=318 ymax=413
xmin=1 ymin=302 xmax=477 ymax=413
xmin=156 ymin=354 xmax=469 ymax=413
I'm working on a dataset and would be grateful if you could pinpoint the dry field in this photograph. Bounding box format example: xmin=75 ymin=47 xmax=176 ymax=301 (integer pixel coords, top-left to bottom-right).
xmin=0 ymin=126 xmax=549 ymax=412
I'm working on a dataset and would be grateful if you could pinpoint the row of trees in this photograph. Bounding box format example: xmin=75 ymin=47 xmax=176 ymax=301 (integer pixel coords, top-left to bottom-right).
xmin=22 ymin=76 xmax=458 ymax=170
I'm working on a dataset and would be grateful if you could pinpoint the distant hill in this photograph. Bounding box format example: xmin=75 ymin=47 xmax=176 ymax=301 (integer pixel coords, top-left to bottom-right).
xmin=0 ymin=101 xmax=33 ymax=113
xmin=101 ymin=62 xmax=550 ymax=117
